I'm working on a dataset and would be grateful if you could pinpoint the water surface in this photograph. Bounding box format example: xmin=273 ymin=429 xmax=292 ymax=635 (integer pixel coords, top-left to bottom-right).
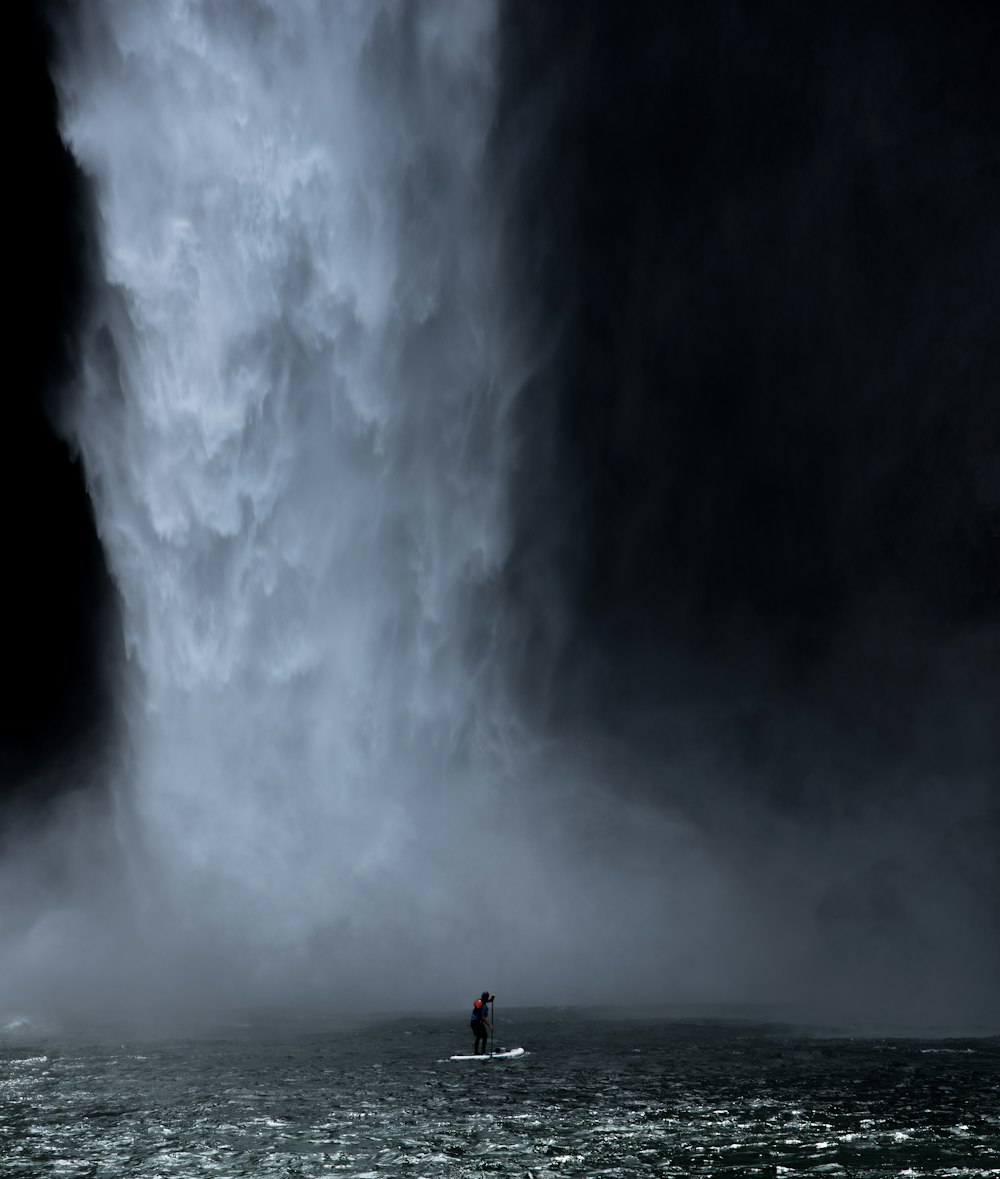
xmin=3 ymin=1010 xmax=997 ymax=1176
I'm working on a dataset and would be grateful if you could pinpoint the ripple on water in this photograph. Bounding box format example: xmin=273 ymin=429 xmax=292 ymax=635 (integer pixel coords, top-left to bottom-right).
xmin=1 ymin=1018 xmax=998 ymax=1177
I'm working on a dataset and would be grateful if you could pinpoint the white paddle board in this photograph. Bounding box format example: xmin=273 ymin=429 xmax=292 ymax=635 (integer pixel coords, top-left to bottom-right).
xmin=450 ymin=1047 xmax=525 ymax=1060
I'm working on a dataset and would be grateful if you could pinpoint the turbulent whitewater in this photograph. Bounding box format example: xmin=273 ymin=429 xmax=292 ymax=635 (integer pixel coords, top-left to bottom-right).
xmin=0 ymin=0 xmax=721 ymax=1022
xmin=42 ymin=0 xmax=521 ymax=1005
xmin=2 ymin=0 xmax=997 ymax=1030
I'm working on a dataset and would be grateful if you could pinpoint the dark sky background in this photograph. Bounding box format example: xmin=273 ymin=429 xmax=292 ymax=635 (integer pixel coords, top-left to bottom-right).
xmin=6 ymin=0 xmax=999 ymax=895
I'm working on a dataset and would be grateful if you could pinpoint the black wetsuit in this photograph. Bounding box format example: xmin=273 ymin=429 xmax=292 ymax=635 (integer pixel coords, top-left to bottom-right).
xmin=470 ymin=1002 xmax=490 ymax=1054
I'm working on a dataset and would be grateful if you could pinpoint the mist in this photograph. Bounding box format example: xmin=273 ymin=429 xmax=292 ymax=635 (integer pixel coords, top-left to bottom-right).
xmin=2 ymin=0 xmax=997 ymax=1032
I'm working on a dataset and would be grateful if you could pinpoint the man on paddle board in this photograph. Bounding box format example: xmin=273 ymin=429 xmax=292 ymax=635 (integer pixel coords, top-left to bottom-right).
xmin=470 ymin=991 xmax=494 ymax=1054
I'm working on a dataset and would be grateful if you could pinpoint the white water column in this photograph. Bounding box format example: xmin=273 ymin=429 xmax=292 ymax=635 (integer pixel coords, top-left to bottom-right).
xmin=54 ymin=0 xmax=521 ymax=999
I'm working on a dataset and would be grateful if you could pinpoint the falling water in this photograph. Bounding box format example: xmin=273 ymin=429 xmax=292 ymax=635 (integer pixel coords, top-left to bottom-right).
xmin=43 ymin=0 xmax=527 ymax=1006
xmin=2 ymin=0 xmax=996 ymax=1032
xmin=22 ymin=0 xmax=705 ymax=1017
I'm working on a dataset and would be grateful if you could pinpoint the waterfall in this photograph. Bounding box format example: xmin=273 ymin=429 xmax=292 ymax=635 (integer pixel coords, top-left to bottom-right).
xmin=0 ymin=0 xmax=746 ymax=1018
xmin=2 ymin=0 xmax=991 ymax=1028
xmin=47 ymin=0 xmax=528 ymax=1004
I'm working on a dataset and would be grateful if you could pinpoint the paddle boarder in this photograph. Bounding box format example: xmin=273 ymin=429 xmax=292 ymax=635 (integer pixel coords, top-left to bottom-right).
xmin=470 ymin=991 xmax=494 ymax=1054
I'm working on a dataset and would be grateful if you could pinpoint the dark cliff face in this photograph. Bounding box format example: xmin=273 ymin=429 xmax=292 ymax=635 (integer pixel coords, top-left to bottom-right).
xmin=3 ymin=2 xmax=119 ymax=814
xmin=494 ymin=0 xmax=1000 ymax=809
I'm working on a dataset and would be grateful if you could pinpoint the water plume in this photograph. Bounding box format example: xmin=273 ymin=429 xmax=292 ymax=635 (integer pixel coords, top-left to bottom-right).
xmin=39 ymin=0 xmax=520 ymax=1008
xmin=5 ymin=1 xmax=994 ymax=1029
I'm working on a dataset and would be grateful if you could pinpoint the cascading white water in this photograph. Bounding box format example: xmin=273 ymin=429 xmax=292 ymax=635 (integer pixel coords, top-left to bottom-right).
xmin=6 ymin=0 xmax=735 ymax=1016
xmin=1 ymin=1 xmax=990 ymax=1029
xmin=50 ymin=0 xmax=527 ymax=1003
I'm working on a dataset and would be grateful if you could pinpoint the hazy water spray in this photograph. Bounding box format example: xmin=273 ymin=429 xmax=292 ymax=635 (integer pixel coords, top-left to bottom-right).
xmin=3 ymin=1 xmax=991 ymax=1027
xmin=17 ymin=0 xmax=945 ymax=1026
xmin=37 ymin=0 xmax=535 ymax=1004
xmin=22 ymin=0 xmax=711 ymax=1016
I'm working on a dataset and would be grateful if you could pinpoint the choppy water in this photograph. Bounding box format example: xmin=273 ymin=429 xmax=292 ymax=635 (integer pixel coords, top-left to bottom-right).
xmin=2 ymin=1010 xmax=997 ymax=1177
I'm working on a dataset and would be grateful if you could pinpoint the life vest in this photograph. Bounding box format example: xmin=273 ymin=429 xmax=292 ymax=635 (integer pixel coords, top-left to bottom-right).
xmin=471 ymin=999 xmax=483 ymax=1021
